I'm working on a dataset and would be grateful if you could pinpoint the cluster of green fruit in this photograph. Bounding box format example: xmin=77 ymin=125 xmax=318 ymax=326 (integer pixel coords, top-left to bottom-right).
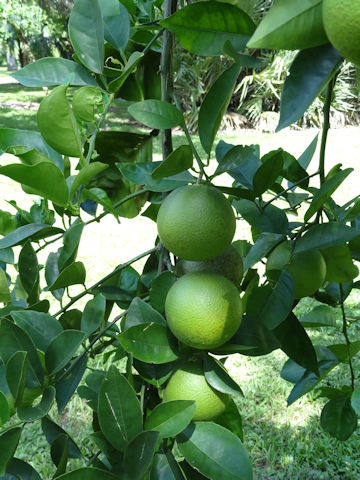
xmin=157 ymin=184 xmax=243 ymax=421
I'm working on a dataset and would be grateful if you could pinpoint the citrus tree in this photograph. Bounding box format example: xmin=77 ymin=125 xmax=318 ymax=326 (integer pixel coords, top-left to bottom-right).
xmin=0 ymin=0 xmax=360 ymax=478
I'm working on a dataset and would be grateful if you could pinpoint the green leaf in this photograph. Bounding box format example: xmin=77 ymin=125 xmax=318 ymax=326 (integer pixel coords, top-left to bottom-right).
xmin=247 ymin=0 xmax=327 ymax=50
xmin=277 ymin=44 xmax=343 ymax=131
xmin=3 ymin=458 xmax=42 ymax=480
xmin=294 ymin=223 xmax=360 ymax=253
xmin=322 ymin=245 xmax=358 ymax=283
xmin=72 ymin=86 xmax=103 ymax=123
xmin=45 ymin=252 xmax=64 ymax=302
xmin=133 ymin=359 xmax=174 ymax=388
xmin=118 ymin=162 xmax=194 ymax=193
xmin=199 ymin=64 xmax=240 ymax=154
xmin=70 ymin=162 xmax=109 ymax=199
xmin=0 ymin=211 xmax=16 ymax=237
xmin=41 ymin=417 xmax=81 ymax=459
xmin=48 ymin=262 xmax=86 ymax=290
xmin=0 ymin=162 xmax=68 ymax=206
xmin=0 ymin=224 xmax=63 ymax=249
xmin=203 ymin=355 xmax=243 ymax=397
xmin=260 ymin=271 xmax=294 ymax=330
xmin=233 ymin=199 xmax=288 ymax=234
xmin=45 ymin=330 xmax=86 ymax=375
xmin=68 ymin=0 xmax=104 ymax=74
xmin=305 ymin=169 xmax=353 ymax=221
xmin=0 ymin=128 xmax=62 ymax=165
xmin=244 ymin=233 xmax=283 ymax=271
xmin=150 ymin=451 xmax=186 ymax=480
xmin=298 ymin=134 xmax=319 ymax=170
xmin=51 ymin=434 xmax=69 ymax=475
xmin=160 ymin=1 xmax=255 ymax=56
xmin=81 ymin=294 xmax=106 ymax=336
xmin=300 ymin=305 xmax=337 ymax=328
xmin=81 ymin=188 xmax=117 ymax=217
xmin=37 ymin=85 xmax=82 ymax=158
xmin=18 ymin=241 xmax=38 ymax=296
xmin=17 ymin=386 xmax=55 ymax=422
xmin=152 ymin=145 xmax=193 ymax=179
xmin=327 ymin=341 xmax=360 ymax=363
xmin=11 ymin=58 xmax=97 ymax=87
xmin=0 ymin=427 xmax=22 ymax=476
xmin=56 ymin=468 xmax=119 ymax=479
xmin=320 ymin=396 xmax=357 ymax=441
xmin=0 ymin=319 xmax=43 ymax=388
xmin=253 ymin=151 xmax=283 ymax=196
xmin=351 ymin=387 xmax=360 ymax=416
xmin=11 ymin=310 xmax=63 ymax=352
xmin=223 ymin=41 xmax=266 ymax=69
xmin=108 ymin=51 xmax=144 ymax=93
xmin=145 ymin=401 xmax=196 ymax=439
xmin=150 ymin=271 xmax=177 ymax=314
xmin=6 ymin=351 xmax=27 ymax=404
xmin=100 ymin=0 xmax=130 ymax=51
xmin=177 ymin=422 xmax=253 ymax=480
xmin=118 ymin=323 xmax=180 ymax=364
xmin=58 ymin=221 xmax=85 ymax=272
xmin=215 ymin=145 xmax=261 ymax=189
xmin=0 ymin=269 xmax=10 ymax=304
xmin=128 ymin=100 xmax=184 ymax=129
xmin=0 ymin=392 xmax=10 ymax=426
xmin=55 ymin=355 xmax=88 ymax=414
xmin=123 ymin=297 xmax=166 ymax=330
xmin=122 ymin=430 xmax=159 ymax=480
xmin=98 ymin=365 xmax=142 ymax=451
xmin=215 ymin=399 xmax=243 ymax=441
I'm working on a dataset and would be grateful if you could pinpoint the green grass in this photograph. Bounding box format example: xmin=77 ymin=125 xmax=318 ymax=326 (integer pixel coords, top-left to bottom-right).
xmin=2 ymin=73 xmax=360 ymax=479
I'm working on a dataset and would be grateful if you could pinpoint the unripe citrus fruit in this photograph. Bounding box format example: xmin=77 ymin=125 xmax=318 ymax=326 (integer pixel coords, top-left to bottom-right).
xmin=266 ymin=242 xmax=326 ymax=299
xmin=157 ymin=184 xmax=236 ymax=261
xmin=163 ymin=361 xmax=229 ymax=421
xmin=165 ymin=272 xmax=243 ymax=349
xmin=323 ymin=0 xmax=360 ymax=66
xmin=175 ymin=245 xmax=244 ymax=287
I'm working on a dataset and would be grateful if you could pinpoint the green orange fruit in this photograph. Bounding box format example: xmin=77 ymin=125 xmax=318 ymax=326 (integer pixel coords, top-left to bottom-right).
xmin=157 ymin=184 xmax=236 ymax=261
xmin=266 ymin=242 xmax=326 ymax=299
xmin=163 ymin=361 xmax=229 ymax=421
xmin=175 ymin=245 xmax=244 ymax=287
xmin=165 ymin=272 xmax=243 ymax=350
xmin=323 ymin=0 xmax=360 ymax=66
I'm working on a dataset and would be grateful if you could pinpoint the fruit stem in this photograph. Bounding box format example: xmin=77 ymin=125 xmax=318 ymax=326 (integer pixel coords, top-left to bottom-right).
xmin=340 ymin=284 xmax=355 ymax=391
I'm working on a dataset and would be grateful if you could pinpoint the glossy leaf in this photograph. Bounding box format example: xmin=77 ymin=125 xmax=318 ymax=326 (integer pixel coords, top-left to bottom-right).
xmin=145 ymin=400 xmax=196 ymax=439
xmin=150 ymin=451 xmax=186 ymax=480
xmin=11 ymin=57 xmax=97 ymax=87
xmin=72 ymin=86 xmax=103 ymax=123
xmin=69 ymin=162 xmax=109 ymax=199
xmin=294 ymin=223 xmax=359 ymax=253
xmin=122 ymin=430 xmax=159 ymax=480
xmin=234 ymin=199 xmax=288 ymax=234
xmin=51 ymin=433 xmax=69 ymax=474
xmin=100 ymin=0 xmax=130 ymax=50
xmin=3 ymin=457 xmax=41 ymax=480
xmin=133 ymin=359 xmax=174 ymax=388
xmin=247 ymin=0 xmax=327 ymax=50
xmin=18 ymin=241 xmax=38 ymax=296
xmin=0 ymin=224 xmax=63 ymax=249
xmin=118 ymin=323 xmax=180 ymax=364
xmin=150 ymin=271 xmax=177 ymax=314
xmin=55 ymin=355 xmax=88 ymax=414
xmin=215 ymin=399 xmax=243 ymax=441
xmin=0 ymin=319 xmax=43 ymax=387
xmin=199 ymin=64 xmax=240 ymax=154
xmin=81 ymin=188 xmax=117 ymax=217
xmin=108 ymin=51 xmax=144 ymax=93
xmin=45 ymin=251 xmax=65 ymax=301
xmin=0 ymin=162 xmax=68 ymax=206
xmin=0 ymin=427 xmax=22 ymax=476
xmin=128 ymin=100 xmax=184 ymax=129
xmin=260 ymin=271 xmax=294 ymax=330
xmin=0 ymin=392 xmax=10 ymax=426
xmin=81 ymin=294 xmax=106 ymax=336
xmin=327 ymin=341 xmax=360 ymax=363
xmin=215 ymin=145 xmax=260 ymax=189
xmin=48 ymin=262 xmax=86 ymax=290
xmin=351 ymin=387 xmax=360 ymax=416
xmin=118 ymin=162 xmax=194 ymax=192
xmin=58 ymin=221 xmax=85 ymax=272
xmin=277 ymin=44 xmax=343 ymax=131
xmin=253 ymin=151 xmax=283 ymax=196
xmin=11 ymin=310 xmax=63 ymax=352
xmin=320 ymin=396 xmax=357 ymax=441
xmin=177 ymin=422 xmax=253 ymax=480
xmin=45 ymin=330 xmax=86 ymax=375
xmin=152 ymin=145 xmax=193 ymax=179
xmin=98 ymin=365 xmax=142 ymax=451
xmin=56 ymin=468 xmax=119 ymax=479
xmin=0 ymin=269 xmax=10 ymax=303
xmin=68 ymin=0 xmax=104 ymax=73
xmin=203 ymin=355 xmax=243 ymax=397
xmin=300 ymin=305 xmax=337 ymax=328
xmin=305 ymin=169 xmax=353 ymax=221
xmin=223 ymin=40 xmax=266 ymax=68
xmin=0 ymin=248 xmax=14 ymax=264
xmin=41 ymin=417 xmax=81 ymax=459
xmin=161 ymin=1 xmax=256 ymax=56
xmin=244 ymin=233 xmax=283 ymax=271
xmin=17 ymin=386 xmax=55 ymax=422
xmin=6 ymin=351 xmax=27 ymax=405
xmin=123 ymin=297 xmax=166 ymax=330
